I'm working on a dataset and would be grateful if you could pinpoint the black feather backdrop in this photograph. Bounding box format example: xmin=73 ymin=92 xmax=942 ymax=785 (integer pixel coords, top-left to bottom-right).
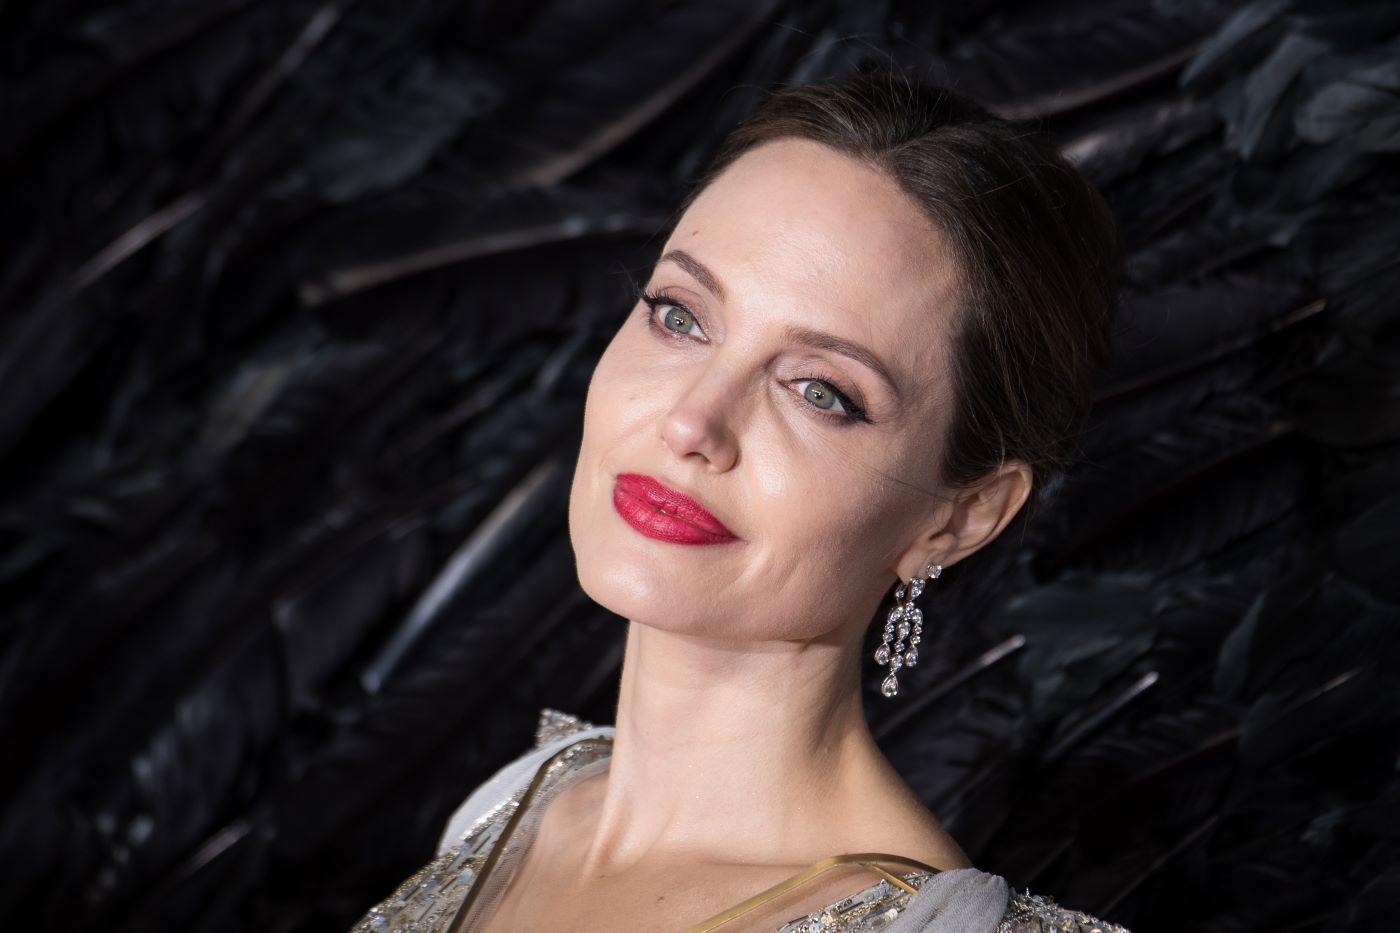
xmin=2 ymin=1 xmax=1397 ymax=931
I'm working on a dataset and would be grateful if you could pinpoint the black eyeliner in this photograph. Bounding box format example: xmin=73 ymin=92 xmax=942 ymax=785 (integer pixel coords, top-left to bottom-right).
xmin=636 ymin=287 xmax=872 ymax=425
xmin=805 ymin=377 xmax=870 ymax=424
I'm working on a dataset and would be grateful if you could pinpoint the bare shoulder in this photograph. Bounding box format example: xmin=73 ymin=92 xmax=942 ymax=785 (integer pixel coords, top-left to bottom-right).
xmin=856 ymin=773 xmax=973 ymax=871
xmin=878 ymin=806 xmax=973 ymax=871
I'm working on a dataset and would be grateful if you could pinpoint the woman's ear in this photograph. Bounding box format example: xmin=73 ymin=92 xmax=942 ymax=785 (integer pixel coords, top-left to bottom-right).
xmin=893 ymin=460 xmax=1033 ymax=581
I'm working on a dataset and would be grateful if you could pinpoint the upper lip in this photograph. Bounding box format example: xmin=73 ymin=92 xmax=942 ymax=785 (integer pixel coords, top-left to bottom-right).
xmin=614 ymin=473 xmax=739 ymax=539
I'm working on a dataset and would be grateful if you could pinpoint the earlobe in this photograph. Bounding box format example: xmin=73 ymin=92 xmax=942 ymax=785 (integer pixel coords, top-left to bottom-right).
xmin=892 ymin=510 xmax=957 ymax=585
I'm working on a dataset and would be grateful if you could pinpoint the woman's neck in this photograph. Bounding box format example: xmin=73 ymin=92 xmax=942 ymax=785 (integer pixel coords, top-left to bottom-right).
xmin=573 ymin=619 xmax=897 ymax=878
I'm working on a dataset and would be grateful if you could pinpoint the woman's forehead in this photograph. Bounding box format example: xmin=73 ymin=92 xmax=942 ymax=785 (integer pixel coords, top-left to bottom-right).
xmin=665 ymin=138 xmax=957 ymax=374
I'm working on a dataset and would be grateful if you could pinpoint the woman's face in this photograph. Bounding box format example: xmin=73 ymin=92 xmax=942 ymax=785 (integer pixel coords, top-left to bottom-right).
xmin=568 ymin=137 xmax=962 ymax=644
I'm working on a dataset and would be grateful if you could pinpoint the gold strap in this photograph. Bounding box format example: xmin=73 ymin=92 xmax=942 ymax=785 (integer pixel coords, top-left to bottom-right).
xmin=681 ymin=852 xmax=941 ymax=933
xmin=447 ymin=734 xmax=615 ymax=933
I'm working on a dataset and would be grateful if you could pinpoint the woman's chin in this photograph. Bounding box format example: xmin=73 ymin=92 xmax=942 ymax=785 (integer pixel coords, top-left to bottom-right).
xmin=576 ymin=551 xmax=675 ymax=619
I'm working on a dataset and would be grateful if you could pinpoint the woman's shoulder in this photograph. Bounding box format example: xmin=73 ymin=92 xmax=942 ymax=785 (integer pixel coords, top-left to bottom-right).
xmin=995 ymin=888 xmax=1130 ymax=932
xmin=772 ymin=867 xmax=1129 ymax=933
xmin=434 ymin=708 xmax=614 ymax=854
xmin=532 ymin=706 xmax=607 ymax=748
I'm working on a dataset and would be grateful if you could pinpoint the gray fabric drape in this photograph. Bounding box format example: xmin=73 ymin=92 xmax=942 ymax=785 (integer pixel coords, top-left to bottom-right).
xmin=885 ymin=867 xmax=1009 ymax=933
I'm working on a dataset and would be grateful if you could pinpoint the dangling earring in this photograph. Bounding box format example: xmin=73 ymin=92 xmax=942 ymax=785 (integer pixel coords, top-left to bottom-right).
xmin=874 ymin=560 xmax=942 ymax=698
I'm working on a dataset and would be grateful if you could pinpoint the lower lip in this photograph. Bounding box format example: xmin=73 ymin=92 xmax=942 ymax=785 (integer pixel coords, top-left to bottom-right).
xmin=612 ymin=485 xmax=738 ymax=546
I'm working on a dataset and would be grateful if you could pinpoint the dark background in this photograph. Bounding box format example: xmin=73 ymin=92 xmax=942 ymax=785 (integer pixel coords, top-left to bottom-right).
xmin=2 ymin=1 xmax=1398 ymax=931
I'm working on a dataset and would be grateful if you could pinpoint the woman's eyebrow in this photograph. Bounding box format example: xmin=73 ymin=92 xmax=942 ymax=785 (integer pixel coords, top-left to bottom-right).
xmin=660 ymin=248 xmax=903 ymax=403
xmin=661 ymin=249 xmax=726 ymax=302
xmin=783 ymin=324 xmax=903 ymax=403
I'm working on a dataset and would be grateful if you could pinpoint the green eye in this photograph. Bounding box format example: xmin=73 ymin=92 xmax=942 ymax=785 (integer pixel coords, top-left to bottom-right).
xmin=798 ymin=380 xmax=846 ymax=414
xmin=661 ymin=305 xmax=701 ymax=336
xmin=640 ymin=291 xmax=709 ymax=342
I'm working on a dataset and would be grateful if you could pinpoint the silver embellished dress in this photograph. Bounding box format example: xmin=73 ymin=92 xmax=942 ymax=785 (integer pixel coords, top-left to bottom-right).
xmin=350 ymin=709 xmax=1130 ymax=933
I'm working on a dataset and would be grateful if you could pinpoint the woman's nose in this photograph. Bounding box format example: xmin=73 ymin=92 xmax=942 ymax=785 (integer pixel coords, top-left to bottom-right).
xmin=657 ymin=368 xmax=742 ymax=473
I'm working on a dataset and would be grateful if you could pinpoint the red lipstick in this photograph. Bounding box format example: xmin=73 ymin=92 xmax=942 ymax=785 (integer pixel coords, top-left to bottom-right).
xmin=612 ymin=473 xmax=739 ymax=545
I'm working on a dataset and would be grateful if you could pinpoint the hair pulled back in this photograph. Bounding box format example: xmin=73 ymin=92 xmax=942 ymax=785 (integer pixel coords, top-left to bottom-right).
xmin=681 ymin=71 xmax=1123 ymax=518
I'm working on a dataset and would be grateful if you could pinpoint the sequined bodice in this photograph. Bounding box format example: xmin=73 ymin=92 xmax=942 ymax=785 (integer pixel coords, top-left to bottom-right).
xmin=349 ymin=710 xmax=1129 ymax=933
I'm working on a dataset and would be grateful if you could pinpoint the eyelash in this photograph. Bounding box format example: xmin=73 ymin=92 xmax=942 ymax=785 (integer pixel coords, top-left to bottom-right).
xmin=636 ymin=288 xmax=871 ymax=425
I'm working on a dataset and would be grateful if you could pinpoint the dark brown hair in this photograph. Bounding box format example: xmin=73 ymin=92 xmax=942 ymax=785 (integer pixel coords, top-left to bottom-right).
xmin=681 ymin=71 xmax=1122 ymax=518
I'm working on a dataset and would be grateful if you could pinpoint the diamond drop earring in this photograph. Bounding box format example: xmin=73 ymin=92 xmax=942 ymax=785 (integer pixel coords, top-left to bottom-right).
xmin=874 ymin=560 xmax=942 ymax=698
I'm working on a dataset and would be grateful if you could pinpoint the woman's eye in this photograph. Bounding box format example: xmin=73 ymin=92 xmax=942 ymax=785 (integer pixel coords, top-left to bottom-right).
xmin=795 ymin=379 xmax=853 ymax=418
xmin=659 ymin=304 xmax=704 ymax=338
xmin=640 ymin=292 xmax=708 ymax=341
